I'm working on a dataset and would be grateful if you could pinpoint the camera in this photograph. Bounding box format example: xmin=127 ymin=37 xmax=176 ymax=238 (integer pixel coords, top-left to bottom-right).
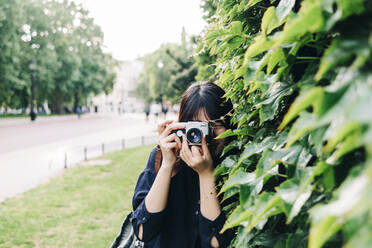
xmin=172 ymin=122 xmax=209 ymax=146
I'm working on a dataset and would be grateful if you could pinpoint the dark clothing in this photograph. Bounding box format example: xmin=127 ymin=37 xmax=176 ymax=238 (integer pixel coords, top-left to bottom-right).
xmin=131 ymin=147 xmax=234 ymax=248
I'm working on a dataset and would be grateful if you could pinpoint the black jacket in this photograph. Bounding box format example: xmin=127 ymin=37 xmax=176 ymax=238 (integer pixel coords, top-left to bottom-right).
xmin=131 ymin=147 xmax=234 ymax=247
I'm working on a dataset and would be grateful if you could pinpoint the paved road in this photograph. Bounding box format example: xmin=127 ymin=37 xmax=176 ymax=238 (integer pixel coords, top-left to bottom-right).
xmin=0 ymin=114 xmax=152 ymax=154
xmin=0 ymin=113 xmax=173 ymax=202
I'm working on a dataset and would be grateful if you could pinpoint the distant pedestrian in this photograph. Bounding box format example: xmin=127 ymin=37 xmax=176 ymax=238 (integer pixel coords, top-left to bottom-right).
xmin=144 ymin=104 xmax=150 ymax=122
xmin=162 ymin=101 xmax=169 ymax=119
xmin=150 ymin=102 xmax=161 ymax=122
xmin=76 ymin=106 xmax=82 ymax=119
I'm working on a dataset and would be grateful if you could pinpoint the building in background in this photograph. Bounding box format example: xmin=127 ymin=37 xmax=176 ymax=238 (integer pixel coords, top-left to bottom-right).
xmin=91 ymin=59 xmax=143 ymax=114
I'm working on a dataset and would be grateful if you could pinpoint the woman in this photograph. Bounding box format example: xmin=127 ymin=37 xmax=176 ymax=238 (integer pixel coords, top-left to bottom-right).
xmin=131 ymin=82 xmax=235 ymax=247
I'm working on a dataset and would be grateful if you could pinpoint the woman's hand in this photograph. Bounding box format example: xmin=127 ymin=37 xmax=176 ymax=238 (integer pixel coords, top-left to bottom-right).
xmin=157 ymin=120 xmax=184 ymax=168
xmin=180 ymin=134 xmax=214 ymax=176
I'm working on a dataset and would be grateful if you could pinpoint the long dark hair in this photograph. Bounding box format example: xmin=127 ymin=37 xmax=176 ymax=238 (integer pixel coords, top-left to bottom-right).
xmin=178 ymin=81 xmax=233 ymax=125
xmin=177 ymin=82 xmax=234 ymax=165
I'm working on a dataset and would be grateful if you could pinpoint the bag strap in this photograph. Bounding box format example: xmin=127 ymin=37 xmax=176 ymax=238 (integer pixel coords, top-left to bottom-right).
xmin=154 ymin=146 xmax=162 ymax=174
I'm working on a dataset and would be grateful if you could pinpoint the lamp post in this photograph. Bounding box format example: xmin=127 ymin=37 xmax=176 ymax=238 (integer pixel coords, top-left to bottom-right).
xmin=29 ymin=59 xmax=37 ymax=121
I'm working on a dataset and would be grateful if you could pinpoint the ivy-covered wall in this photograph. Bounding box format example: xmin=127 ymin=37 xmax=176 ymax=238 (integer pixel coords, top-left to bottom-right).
xmin=198 ymin=0 xmax=372 ymax=247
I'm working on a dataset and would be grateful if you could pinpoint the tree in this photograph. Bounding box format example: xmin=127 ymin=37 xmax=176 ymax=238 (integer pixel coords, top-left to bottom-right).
xmin=135 ymin=31 xmax=197 ymax=103
xmin=200 ymin=0 xmax=219 ymax=22
xmin=0 ymin=0 xmax=118 ymax=114
xmin=199 ymin=0 xmax=372 ymax=247
xmin=0 ymin=0 xmax=27 ymax=110
xmin=71 ymin=7 xmax=117 ymax=111
xmin=166 ymin=29 xmax=198 ymax=98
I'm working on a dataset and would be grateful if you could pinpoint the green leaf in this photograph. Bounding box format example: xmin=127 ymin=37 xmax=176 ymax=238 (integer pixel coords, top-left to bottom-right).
xmin=245 ymin=193 xmax=283 ymax=233
xmin=287 ymin=112 xmax=315 ymax=147
xmin=244 ymin=60 xmax=262 ymax=88
xmin=347 ymin=87 xmax=372 ymax=124
xmin=239 ymin=184 xmax=253 ymax=205
xmin=311 ymin=82 xmax=356 ymax=129
xmin=215 ymin=129 xmax=234 ymax=139
xmin=315 ymin=37 xmax=370 ymax=81
xmin=309 ymin=166 xmax=370 ymax=248
xmin=275 ymin=1 xmax=324 ymax=46
xmin=222 ymin=193 xmax=283 ymax=233
xmin=221 ymin=140 xmax=243 ymax=157
xmin=344 ymin=216 xmax=372 ymax=248
xmin=321 ymin=166 xmax=335 ymax=193
xmin=215 ymin=127 xmax=254 ymax=139
xmin=338 ymin=0 xmax=365 ymax=17
xmin=237 ymin=136 xmax=276 ymax=167
xmin=220 ymin=205 xmax=248 ymax=233
xmin=234 ymin=64 xmax=247 ymax=81
xmin=255 ymin=53 xmax=271 ymax=76
xmin=215 ymin=155 xmax=238 ymax=177
xmin=279 ymin=87 xmax=324 ymax=130
xmin=229 ymin=21 xmax=243 ymax=34
xmin=276 ymin=0 xmax=295 ymax=23
xmin=222 ymin=186 xmax=240 ymax=202
xmin=244 ymin=35 xmax=275 ymax=64
xmin=261 ymin=7 xmax=279 ymax=35
xmin=312 ymin=161 xmax=332 ymax=178
xmin=309 ymin=216 xmax=344 ymax=248
xmin=267 ymin=48 xmax=285 ymax=74
xmin=326 ymin=130 xmax=363 ymax=164
xmin=276 ymin=167 xmax=314 ymax=222
xmin=205 ymin=29 xmax=226 ymax=42
xmin=222 ymin=204 xmax=248 ymax=232
xmin=246 ymin=0 xmax=265 ymax=9
xmin=256 ymin=80 xmax=294 ymax=123
xmin=281 ymin=143 xmax=313 ymax=167
xmin=255 ymin=149 xmax=281 ymax=178
xmin=323 ymin=0 xmax=365 ymax=30
xmin=309 ymin=125 xmax=329 ymax=156
xmin=323 ymin=121 xmax=361 ymax=153
xmin=219 ymin=170 xmax=256 ymax=194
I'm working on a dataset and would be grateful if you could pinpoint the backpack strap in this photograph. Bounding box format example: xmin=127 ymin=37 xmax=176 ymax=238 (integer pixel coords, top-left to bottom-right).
xmin=154 ymin=146 xmax=162 ymax=174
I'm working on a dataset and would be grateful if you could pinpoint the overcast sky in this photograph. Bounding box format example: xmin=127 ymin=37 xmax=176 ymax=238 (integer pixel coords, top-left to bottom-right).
xmin=72 ymin=0 xmax=207 ymax=61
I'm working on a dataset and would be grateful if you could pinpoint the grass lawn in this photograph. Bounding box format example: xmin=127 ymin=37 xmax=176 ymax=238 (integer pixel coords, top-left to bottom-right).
xmin=0 ymin=145 xmax=154 ymax=248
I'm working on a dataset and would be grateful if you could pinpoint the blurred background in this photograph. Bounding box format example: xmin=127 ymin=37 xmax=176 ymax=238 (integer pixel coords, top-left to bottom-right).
xmin=0 ymin=0 xmax=212 ymax=202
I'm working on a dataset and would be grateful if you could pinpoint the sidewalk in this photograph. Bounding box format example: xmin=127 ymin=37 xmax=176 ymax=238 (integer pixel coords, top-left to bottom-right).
xmin=0 ymin=112 xmax=178 ymax=202
xmin=0 ymin=114 xmax=86 ymax=127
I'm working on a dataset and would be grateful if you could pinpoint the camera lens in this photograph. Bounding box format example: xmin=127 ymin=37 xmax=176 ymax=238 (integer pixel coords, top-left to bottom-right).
xmin=186 ymin=128 xmax=202 ymax=144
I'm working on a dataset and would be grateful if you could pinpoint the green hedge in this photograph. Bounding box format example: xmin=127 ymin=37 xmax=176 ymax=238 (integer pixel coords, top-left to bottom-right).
xmin=198 ymin=0 xmax=372 ymax=247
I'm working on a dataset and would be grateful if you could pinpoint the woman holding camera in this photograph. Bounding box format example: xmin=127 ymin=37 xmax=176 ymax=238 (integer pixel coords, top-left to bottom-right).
xmin=131 ymin=82 xmax=235 ymax=247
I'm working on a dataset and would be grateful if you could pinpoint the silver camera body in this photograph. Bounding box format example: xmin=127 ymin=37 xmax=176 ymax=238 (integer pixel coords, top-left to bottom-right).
xmin=173 ymin=121 xmax=209 ymax=146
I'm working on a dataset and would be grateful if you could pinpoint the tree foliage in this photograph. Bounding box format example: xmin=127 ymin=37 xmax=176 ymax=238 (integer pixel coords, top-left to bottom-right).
xmin=0 ymin=0 xmax=26 ymax=109
xmin=198 ymin=0 xmax=372 ymax=247
xmin=135 ymin=31 xmax=197 ymax=103
xmin=0 ymin=0 xmax=117 ymax=113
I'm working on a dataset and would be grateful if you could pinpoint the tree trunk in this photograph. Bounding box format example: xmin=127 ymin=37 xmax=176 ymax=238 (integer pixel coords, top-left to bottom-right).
xmin=73 ymin=91 xmax=79 ymax=113
xmin=52 ymin=88 xmax=63 ymax=114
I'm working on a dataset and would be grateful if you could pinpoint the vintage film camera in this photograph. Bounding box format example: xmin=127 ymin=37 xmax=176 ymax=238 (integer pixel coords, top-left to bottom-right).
xmin=172 ymin=122 xmax=209 ymax=146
